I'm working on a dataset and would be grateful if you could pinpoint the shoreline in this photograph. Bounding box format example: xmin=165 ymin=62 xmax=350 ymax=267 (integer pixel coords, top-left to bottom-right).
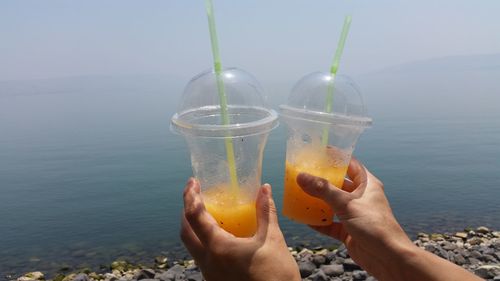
xmin=8 ymin=227 xmax=500 ymax=281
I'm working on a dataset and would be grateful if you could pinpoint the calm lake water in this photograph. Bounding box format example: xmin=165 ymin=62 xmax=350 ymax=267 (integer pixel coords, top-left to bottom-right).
xmin=1 ymin=80 xmax=499 ymax=276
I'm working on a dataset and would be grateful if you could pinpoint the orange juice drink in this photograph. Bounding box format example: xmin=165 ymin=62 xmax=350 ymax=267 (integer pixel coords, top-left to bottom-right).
xmin=203 ymin=185 xmax=257 ymax=237
xmin=279 ymin=72 xmax=372 ymax=226
xmin=283 ymin=146 xmax=348 ymax=225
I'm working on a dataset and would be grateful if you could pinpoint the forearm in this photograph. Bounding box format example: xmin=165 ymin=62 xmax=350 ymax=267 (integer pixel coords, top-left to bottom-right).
xmin=377 ymin=243 xmax=482 ymax=281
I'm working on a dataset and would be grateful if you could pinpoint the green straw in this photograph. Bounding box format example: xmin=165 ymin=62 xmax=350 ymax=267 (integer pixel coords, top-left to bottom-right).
xmin=321 ymin=15 xmax=352 ymax=146
xmin=204 ymin=0 xmax=239 ymax=193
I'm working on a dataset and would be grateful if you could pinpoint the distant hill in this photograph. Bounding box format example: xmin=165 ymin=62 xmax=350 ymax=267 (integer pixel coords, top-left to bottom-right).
xmin=355 ymin=53 xmax=500 ymax=118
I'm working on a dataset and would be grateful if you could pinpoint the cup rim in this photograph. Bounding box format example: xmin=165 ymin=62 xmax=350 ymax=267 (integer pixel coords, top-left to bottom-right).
xmin=171 ymin=106 xmax=279 ymax=138
xmin=279 ymin=104 xmax=372 ymax=128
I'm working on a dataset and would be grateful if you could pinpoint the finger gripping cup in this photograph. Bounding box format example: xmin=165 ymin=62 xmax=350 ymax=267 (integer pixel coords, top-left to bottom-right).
xmin=280 ymin=72 xmax=371 ymax=226
xmin=171 ymin=67 xmax=278 ymax=237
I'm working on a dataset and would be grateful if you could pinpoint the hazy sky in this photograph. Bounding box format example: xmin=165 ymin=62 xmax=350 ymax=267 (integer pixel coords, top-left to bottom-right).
xmin=1 ymin=0 xmax=499 ymax=82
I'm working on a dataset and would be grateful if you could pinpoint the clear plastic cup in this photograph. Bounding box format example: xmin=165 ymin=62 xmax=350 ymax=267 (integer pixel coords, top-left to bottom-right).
xmin=280 ymin=72 xmax=372 ymax=226
xmin=171 ymin=67 xmax=278 ymax=237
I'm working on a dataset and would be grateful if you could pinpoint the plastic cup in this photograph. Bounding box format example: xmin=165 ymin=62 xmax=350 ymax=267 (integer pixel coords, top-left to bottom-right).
xmin=171 ymin=67 xmax=278 ymax=237
xmin=280 ymin=72 xmax=372 ymax=226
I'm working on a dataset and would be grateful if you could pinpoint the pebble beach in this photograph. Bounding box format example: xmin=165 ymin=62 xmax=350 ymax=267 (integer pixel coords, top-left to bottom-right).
xmin=9 ymin=226 xmax=500 ymax=281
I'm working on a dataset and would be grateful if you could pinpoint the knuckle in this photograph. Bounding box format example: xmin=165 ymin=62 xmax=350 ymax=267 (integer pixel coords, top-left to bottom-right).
xmin=184 ymin=199 xmax=203 ymax=222
xmin=314 ymin=178 xmax=329 ymax=193
xmin=267 ymin=203 xmax=278 ymax=215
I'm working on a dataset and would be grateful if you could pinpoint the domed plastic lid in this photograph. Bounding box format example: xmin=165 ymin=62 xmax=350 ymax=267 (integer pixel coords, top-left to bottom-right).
xmin=171 ymin=67 xmax=278 ymax=138
xmin=280 ymin=72 xmax=372 ymax=127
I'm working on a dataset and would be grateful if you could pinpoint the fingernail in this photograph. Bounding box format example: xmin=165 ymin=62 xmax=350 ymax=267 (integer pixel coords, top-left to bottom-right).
xmin=262 ymin=184 xmax=271 ymax=196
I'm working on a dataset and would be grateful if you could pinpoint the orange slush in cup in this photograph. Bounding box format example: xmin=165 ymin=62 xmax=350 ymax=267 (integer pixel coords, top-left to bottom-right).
xmin=203 ymin=184 xmax=257 ymax=237
xmin=171 ymin=68 xmax=278 ymax=237
xmin=280 ymin=73 xmax=372 ymax=226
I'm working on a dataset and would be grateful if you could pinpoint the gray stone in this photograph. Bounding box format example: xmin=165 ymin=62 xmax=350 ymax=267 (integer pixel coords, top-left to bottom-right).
xmin=476 ymin=226 xmax=491 ymax=234
xmin=474 ymin=265 xmax=500 ymax=279
xmin=455 ymin=248 xmax=469 ymax=257
xmin=156 ymin=265 xmax=185 ymax=281
xmin=155 ymin=256 xmax=168 ymax=264
xmin=468 ymin=257 xmax=481 ymax=265
xmin=155 ymin=272 xmax=174 ymax=281
xmin=135 ymin=269 xmax=155 ymax=280
xmin=454 ymin=232 xmax=468 ymax=239
xmin=168 ymin=265 xmax=185 ymax=275
xmin=437 ymin=248 xmax=449 ymax=260
xmin=442 ymin=241 xmax=457 ymax=251
xmin=454 ymin=254 xmax=466 ymax=265
xmin=335 ymin=257 xmax=345 ymax=264
xmin=353 ymin=270 xmax=367 ymax=280
xmin=184 ymin=271 xmax=202 ymax=281
xmin=72 ymin=274 xmax=89 ymax=281
xmin=470 ymin=250 xmax=482 ymax=259
xmin=493 ymin=251 xmax=500 ymax=260
xmin=470 ymin=245 xmax=482 ymax=251
xmin=417 ymin=232 xmax=429 ymax=238
xmin=493 ymin=241 xmax=500 ymax=250
xmin=62 ymin=274 xmax=77 ymax=281
xmin=469 ymin=237 xmax=483 ymax=245
xmin=312 ymin=255 xmax=327 ymax=266
xmin=446 ymin=251 xmax=455 ymax=262
xmin=483 ymin=247 xmax=495 ymax=255
xmin=156 ymin=264 xmax=168 ymax=269
xmin=298 ymin=261 xmax=316 ymax=278
xmin=110 ymin=261 xmax=129 ymax=272
xmin=320 ymin=264 xmax=344 ymax=277
xmin=337 ymin=244 xmax=348 ymax=258
xmin=17 ymin=278 xmax=36 ymax=281
xmin=430 ymin=233 xmax=444 ymax=241
xmin=299 ymin=252 xmax=314 ymax=262
xmin=24 ymin=272 xmax=44 ymax=281
xmin=174 ymin=273 xmax=186 ymax=281
xmin=482 ymin=254 xmax=497 ymax=262
xmin=343 ymin=258 xmax=362 ymax=271
xmin=308 ymin=270 xmax=328 ymax=281
xmin=424 ymin=244 xmax=436 ymax=253
xmin=366 ymin=277 xmax=378 ymax=281
xmin=493 ymin=275 xmax=500 ymax=281
xmin=103 ymin=273 xmax=118 ymax=281
xmin=325 ymin=251 xmax=336 ymax=263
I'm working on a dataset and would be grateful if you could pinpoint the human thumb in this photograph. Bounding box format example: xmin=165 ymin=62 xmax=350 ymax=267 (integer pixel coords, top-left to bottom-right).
xmin=296 ymin=173 xmax=351 ymax=213
xmin=255 ymin=184 xmax=280 ymax=239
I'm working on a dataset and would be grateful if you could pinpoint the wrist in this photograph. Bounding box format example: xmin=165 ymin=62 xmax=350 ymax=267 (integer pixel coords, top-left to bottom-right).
xmin=374 ymin=237 xmax=421 ymax=281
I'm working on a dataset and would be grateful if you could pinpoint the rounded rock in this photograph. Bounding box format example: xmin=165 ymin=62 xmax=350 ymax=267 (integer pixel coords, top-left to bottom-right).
xmin=476 ymin=226 xmax=490 ymax=234
xmin=320 ymin=264 xmax=344 ymax=277
xmin=353 ymin=270 xmax=368 ymax=281
xmin=72 ymin=274 xmax=89 ymax=281
xmin=312 ymin=255 xmax=327 ymax=267
xmin=474 ymin=265 xmax=500 ymax=279
xmin=308 ymin=269 xmax=329 ymax=281
xmin=298 ymin=260 xmax=316 ymax=278
xmin=343 ymin=258 xmax=362 ymax=271
xmin=135 ymin=269 xmax=155 ymax=280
